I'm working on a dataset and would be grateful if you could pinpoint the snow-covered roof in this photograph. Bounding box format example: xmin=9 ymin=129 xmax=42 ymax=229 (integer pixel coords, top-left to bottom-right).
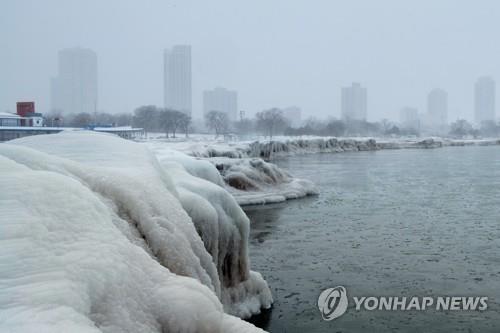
xmin=0 ymin=112 xmax=21 ymax=118
xmin=93 ymin=126 xmax=143 ymax=132
xmin=0 ymin=127 xmax=66 ymax=131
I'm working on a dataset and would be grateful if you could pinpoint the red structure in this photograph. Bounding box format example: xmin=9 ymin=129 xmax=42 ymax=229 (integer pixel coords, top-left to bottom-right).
xmin=16 ymin=102 xmax=35 ymax=117
xmin=16 ymin=102 xmax=37 ymax=126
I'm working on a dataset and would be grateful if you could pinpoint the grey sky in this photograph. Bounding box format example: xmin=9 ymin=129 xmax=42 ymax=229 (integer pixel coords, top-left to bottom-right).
xmin=2 ymin=0 xmax=500 ymax=121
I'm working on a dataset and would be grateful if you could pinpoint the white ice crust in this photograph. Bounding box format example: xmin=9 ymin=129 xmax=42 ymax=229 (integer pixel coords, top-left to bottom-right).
xmin=147 ymin=140 xmax=319 ymax=205
xmin=0 ymin=131 xmax=271 ymax=333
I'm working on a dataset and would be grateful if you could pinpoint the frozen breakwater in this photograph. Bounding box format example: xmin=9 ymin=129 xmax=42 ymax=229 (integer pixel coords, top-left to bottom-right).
xmin=0 ymin=132 xmax=271 ymax=333
xmin=171 ymin=137 xmax=500 ymax=160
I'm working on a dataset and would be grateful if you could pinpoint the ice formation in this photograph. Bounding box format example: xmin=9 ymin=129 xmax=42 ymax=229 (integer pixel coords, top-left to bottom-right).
xmin=148 ymin=142 xmax=318 ymax=205
xmin=151 ymin=136 xmax=500 ymax=160
xmin=210 ymin=157 xmax=318 ymax=205
xmin=153 ymin=137 xmax=380 ymax=159
xmin=0 ymin=132 xmax=271 ymax=332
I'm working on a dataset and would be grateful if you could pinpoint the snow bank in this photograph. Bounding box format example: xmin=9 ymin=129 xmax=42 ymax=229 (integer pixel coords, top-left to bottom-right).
xmin=0 ymin=131 xmax=270 ymax=332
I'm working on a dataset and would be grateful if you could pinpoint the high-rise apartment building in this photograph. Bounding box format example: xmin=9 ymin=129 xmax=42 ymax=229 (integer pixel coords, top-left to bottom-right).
xmin=164 ymin=45 xmax=192 ymax=116
xmin=474 ymin=76 xmax=495 ymax=124
xmin=341 ymin=82 xmax=367 ymax=121
xmin=51 ymin=48 xmax=98 ymax=114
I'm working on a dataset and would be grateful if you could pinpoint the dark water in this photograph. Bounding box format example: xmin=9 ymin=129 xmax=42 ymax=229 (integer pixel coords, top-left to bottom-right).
xmin=246 ymin=146 xmax=500 ymax=333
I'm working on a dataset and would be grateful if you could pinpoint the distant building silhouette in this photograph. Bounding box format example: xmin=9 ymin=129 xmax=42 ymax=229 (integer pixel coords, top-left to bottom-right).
xmin=203 ymin=87 xmax=238 ymax=121
xmin=474 ymin=76 xmax=495 ymax=124
xmin=341 ymin=83 xmax=367 ymax=121
xmin=427 ymin=88 xmax=448 ymax=128
xmin=282 ymin=106 xmax=302 ymax=128
xmin=164 ymin=45 xmax=192 ymax=116
xmin=400 ymin=107 xmax=419 ymax=130
xmin=51 ymin=48 xmax=98 ymax=114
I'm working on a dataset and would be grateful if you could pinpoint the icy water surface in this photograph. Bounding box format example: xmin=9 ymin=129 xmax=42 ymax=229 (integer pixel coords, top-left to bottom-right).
xmin=246 ymin=146 xmax=500 ymax=333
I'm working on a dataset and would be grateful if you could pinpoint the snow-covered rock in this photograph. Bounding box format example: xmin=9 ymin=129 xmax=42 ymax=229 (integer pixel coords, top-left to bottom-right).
xmin=148 ymin=142 xmax=318 ymax=206
xmin=210 ymin=157 xmax=318 ymax=205
xmin=0 ymin=131 xmax=270 ymax=332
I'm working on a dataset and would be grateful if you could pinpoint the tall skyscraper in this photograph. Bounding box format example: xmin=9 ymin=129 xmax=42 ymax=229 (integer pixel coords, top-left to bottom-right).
xmin=51 ymin=48 xmax=98 ymax=114
xmin=427 ymin=88 xmax=448 ymax=127
xmin=341 ymin=82 xmax=367 ymax=121
xmin=203 ymin=87 xmax=238 ymax=121
xmin=474 ymin=76 xmax=496 ymax=124
xmin=164 ymin=45 xmax=192 ymax=116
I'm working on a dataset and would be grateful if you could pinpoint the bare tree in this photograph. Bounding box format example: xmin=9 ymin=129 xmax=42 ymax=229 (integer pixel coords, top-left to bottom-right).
xmin=133 ymin=105 xmax=159 ymax=135
xmin=158 ymin=109 xmax=191 ymax=138
xmin=44 ymin=110 xmax=64 ymax=127
xmin=449 ymin=119 xmax=474 ymax=138
xmin=255 ymin=108 xmax=287 ymax=139
xmin=205 ymin=110 xmax=229 ymax=138
xmin=170 ymin=110 xmax=190 ymax=138
xmin=69 ymin=112 xmax=93 ymax=128
xmin=177 ymin=113 xmax=192 ymax=138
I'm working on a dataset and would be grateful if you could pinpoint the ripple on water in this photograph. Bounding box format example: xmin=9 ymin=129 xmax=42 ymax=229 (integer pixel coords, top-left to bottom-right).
xmin=246 ymin=146 xmax=500 ymax=333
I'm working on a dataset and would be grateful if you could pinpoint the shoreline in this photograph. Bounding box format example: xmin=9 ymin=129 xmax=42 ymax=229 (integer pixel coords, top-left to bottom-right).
xmin=146 ymin=137 xmax=500 ymax=206
xmin=146 ymin=136 xmax=500 ymax=160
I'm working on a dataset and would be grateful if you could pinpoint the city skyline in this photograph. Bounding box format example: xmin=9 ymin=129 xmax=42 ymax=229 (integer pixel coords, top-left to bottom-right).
xmin=8 ymin=44 xmax=499 ymax=127
xmin=3 ymin=1 xmax=500 ymax=121
xmin=15 ymin=45 xmax=500 ymax=126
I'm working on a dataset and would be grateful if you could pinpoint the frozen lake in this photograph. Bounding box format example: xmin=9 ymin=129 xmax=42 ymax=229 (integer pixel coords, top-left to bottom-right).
xmin=246 ymin=146 xmax=500 ymax=332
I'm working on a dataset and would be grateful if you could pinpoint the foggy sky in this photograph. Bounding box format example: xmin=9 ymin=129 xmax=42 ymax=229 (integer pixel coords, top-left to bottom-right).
xmin=2 ymin=0 xmax=500 ymax=121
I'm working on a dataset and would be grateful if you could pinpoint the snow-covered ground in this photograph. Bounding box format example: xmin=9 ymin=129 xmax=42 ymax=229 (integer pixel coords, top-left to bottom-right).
xmin=0 ymin=132 xmax=271 ymax=333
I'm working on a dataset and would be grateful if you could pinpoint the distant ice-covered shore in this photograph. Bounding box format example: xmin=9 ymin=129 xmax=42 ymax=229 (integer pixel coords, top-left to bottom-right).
xmin=145 ymin=135 xmax=499 ymax=205
xmin=145 ymin=134 xmax=500 ymax=159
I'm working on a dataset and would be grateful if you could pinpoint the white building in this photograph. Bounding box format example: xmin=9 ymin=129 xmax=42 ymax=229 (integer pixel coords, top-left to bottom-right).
xmin=0 ymin=112 xmax=21 ymax=127
xmin=164 ymin=45 xmax=192 ymax=116
xmin=474 ymin=76 xmax=496 ymax=124
xmin=282 ymin=106 xmax=302 ymax=128
xmin=203 ymin=87 xmax=238 ymax=121
xmin=426 ymin=88 xmax=448 ymax=128
xmin=341 ymin=82 xmax=367 ymax=121
xmin=399 ymin=107 xmax=420 ymax=130
xmin=51 ymin=48 xmax=98 ymax=114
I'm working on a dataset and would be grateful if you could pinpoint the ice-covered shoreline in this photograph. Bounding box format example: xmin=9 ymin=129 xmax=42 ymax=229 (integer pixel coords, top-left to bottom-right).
xmin=147 ymin=141 xmax=319 ymax=206
xmin=145 ymin=136 xmax=499 ymax=205
xmin=0 ymin=132 xmax=271 ymax=333
xmin=147 ymin=135 xmax=500 ymax=160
